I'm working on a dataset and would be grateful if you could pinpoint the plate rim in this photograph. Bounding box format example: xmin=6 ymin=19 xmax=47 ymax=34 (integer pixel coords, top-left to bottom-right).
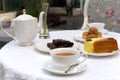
xmin=78 ymin=46 xmax=120 ymax=56
xmin=74 ymin=35 xmax=84 ymax=42
xmin=34 ymin=39 xmax=52 ymax=53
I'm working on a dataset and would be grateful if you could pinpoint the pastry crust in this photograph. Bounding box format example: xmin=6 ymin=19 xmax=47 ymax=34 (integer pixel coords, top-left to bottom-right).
xmin=82 ymin=27 xmax=102 ymax=39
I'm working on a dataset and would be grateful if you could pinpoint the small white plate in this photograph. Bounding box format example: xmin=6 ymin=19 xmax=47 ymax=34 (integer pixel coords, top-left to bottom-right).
xmin=74 ymin=35 xmax=85 ymax=42
xmin=35 ymin=39 xmax=52 ymax=53
xmin=43 ymin=59 xmax=87 ymax=75
xmin=35 ymin=39 xmax=80 ymax=53
xmin=100 ymin=29 xmax=109 ymax=35
xmin=78 ymin=46 xmax=119 ymax=56
xmin=74 ymin=33 xmax=110 ymax=42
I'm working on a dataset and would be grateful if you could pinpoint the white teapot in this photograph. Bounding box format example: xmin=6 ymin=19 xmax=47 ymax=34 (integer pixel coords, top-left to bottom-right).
xmin=0 ymin=10 xmax=45 ymax=46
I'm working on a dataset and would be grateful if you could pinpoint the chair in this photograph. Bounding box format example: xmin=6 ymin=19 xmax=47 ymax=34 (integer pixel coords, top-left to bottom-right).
xmin=81 ymin=0 xmax=89 ymax=30
xmin=81 ymin=0 xmax=120 ymax=33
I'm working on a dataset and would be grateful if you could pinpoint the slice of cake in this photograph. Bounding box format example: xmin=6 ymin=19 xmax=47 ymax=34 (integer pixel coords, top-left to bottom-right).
xmin=84 ymin=38 xmax=118 ymax=53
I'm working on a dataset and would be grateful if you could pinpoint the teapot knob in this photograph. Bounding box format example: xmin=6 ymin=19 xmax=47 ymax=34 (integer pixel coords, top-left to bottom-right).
xmin=22 ymin=9 xmax=26 ymax=14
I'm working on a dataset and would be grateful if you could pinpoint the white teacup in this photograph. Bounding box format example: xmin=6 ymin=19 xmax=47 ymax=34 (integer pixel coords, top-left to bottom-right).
xmin=49 ymin=48 xmax=87 ymax=66
xmin=88 ymin=22 xmax=105 ymax=30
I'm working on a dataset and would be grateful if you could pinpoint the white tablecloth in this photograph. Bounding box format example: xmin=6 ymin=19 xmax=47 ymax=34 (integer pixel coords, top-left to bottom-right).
xmin=0 ymin=30 xmax=120 ymax=80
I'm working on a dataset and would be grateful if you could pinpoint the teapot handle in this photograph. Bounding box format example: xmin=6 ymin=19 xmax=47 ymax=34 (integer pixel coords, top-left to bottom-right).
xmin=0 ymin=16 xmax=16 ymax=40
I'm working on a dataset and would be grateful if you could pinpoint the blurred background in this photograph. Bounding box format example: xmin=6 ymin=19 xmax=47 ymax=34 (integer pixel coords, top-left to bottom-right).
xmin=0 ymin=0 xmax=84 ymax=48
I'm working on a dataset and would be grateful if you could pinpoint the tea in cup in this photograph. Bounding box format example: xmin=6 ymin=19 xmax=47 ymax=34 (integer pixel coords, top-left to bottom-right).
xmin=49 ymin=48 xmax=87 ymax=67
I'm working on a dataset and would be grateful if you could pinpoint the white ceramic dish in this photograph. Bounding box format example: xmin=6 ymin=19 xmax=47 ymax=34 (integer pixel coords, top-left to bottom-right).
xmin=35 ymin=39 xmax=79 ymax=53
xmin=35 ymin=39 xmax=52 ymax=52
xmin=88 ymin=22 xmax=105 ymax=30
xmin=74 ymin=32 xmax=110 ymax=42
xmin=78 ymin=46 xmax=119 ymax=56
xmin=43 ymin=59 xmax=87 ymax=75
xmin=100 ymin=29 xmax=109 ymax=35
xmin=74 ymin=35 xmax=85 ymax=42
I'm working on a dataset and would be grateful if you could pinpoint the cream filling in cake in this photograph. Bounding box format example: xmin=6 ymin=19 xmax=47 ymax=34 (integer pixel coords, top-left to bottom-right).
xmin=84 ymin=38 xmax=103 ymax=53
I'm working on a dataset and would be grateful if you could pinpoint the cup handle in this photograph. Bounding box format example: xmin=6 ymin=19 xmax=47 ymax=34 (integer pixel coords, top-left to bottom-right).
xmin=0 ymin=16 xmax=16 ymax=40
xmin=79 ymin=52 xmax=88 ymax=64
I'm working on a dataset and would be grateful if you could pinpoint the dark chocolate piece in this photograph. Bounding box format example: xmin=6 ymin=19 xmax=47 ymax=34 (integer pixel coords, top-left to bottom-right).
xmin=47 ymin=39 xmax=74 ymax=49
xmin=86 ymin=38 xmax=92 ymax=41
xmin=107 ymin=38 xmax=114 ymax=40
xmin=47 ymin=43 xmax=57 ymax=49
xmin=53 ymin=39 xmax=66 ymax=45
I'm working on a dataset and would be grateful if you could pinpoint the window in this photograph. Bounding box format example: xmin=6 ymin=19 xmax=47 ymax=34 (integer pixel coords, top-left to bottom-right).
xmin=0 ymin=0 xmax=5 ymax=13
xmin=49 ymin=0 xmax=66 ymax=7
xmin=0 ymin=0 xmax=24 ymax=13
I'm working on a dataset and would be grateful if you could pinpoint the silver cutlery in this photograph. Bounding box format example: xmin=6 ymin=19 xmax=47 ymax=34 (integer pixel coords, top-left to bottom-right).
xmin=65 ymin=63 xmax=79 ymax=73
xmin=65 ymin=51 xmax=87 ymax=73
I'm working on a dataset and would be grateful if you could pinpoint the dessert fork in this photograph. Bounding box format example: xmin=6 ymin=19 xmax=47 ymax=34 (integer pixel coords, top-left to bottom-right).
xmin=65 ymin=51 xmax=87 ymax=73
xmin=65 ymin=63 xmax=79 ymax=73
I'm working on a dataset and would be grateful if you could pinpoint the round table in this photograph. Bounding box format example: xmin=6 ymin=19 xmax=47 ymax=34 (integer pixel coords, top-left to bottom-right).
xmin=0 ymin=30 xmax=120 ymax=80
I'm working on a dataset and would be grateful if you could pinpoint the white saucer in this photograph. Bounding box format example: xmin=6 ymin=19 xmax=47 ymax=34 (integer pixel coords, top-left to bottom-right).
xmin=43 ymin=59 xmax=87 ymax=75
xmin=78 ymin=46 xmax=120 ymax=57
xmin=35 ymin=39 xmax=80 ymax=53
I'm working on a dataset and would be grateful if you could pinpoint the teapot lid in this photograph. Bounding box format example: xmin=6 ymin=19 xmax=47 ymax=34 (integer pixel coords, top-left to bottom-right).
xmin=14 ymin=9 xmax=36 ymax=21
